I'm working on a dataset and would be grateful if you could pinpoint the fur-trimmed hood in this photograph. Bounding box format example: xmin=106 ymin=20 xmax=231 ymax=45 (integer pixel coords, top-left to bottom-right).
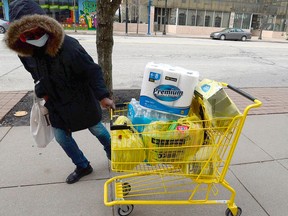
xmin=5 ymin=1 xmax=64 ymax=57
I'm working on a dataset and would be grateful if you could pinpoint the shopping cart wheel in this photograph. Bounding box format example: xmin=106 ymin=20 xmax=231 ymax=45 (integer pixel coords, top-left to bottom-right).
xmin=118 ymin=204 xmax=134 ymax=216
xmin=225 ymin=207 xmax=242 ymax=216
xmin=122 ymin=182 xmax=131 ymax=196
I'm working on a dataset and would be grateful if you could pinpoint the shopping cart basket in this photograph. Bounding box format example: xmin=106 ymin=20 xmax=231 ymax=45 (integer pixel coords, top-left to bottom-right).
xmin=104 ymin=83 xmax=262 ymax=216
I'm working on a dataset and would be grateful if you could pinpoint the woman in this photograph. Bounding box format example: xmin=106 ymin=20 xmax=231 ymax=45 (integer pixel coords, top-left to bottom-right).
xmin=5 ymin=0 xmax=115 ymax=184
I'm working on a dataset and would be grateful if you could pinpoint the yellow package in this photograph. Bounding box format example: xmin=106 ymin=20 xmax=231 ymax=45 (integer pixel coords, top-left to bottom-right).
xmin=194 ymin=79 xmax=240 ymax=128
xmin=142 ymin=116 xmax=204 ymax=164
xmin=111 ymin=116 xmax=146 ymax=171
xmin=182 ymin=146 xmax=215 ymax=176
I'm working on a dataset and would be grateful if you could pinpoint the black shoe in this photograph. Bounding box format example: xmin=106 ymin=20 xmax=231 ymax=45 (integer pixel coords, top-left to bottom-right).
xmin=66 ymin=164 xmax=93 ymax=184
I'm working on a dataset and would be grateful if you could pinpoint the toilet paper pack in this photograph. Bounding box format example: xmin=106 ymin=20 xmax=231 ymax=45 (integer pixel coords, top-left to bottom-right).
xmin=140 ymin=62 xmax=199 ymax=116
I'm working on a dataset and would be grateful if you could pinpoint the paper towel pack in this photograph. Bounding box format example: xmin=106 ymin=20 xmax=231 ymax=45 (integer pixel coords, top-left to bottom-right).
xmin=140 ymin=62 xmax=199 ymax=116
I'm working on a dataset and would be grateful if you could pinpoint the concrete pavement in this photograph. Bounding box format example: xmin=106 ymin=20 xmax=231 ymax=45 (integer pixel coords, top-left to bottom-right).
xmin=0 ymin=87 xmax=288 ymax=216
xmin=1 ymin=113 xmax=288 ymax=216
xmin=0 ymin=32 xmax=288 ymax=216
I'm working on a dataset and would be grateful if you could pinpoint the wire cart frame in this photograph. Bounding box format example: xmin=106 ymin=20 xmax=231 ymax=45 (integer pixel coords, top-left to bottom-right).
xmin=104 ymin=83 xmax=262 ymax=216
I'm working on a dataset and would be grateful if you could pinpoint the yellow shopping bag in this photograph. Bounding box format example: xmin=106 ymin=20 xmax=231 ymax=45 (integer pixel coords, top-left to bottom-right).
xmin=142 ymin=115 xmax=204 ymax=164
xmin=111 ymin=116 xmax=146 ymax=171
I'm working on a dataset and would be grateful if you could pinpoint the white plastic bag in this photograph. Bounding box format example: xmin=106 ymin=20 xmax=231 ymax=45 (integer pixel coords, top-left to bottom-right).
xmin=30 ymin=96 xmax=54 ymax=148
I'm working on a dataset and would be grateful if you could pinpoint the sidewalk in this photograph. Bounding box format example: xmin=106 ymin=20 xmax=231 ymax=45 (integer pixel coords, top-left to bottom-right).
xmin=0 ymin=91 xmax=27 ymax=122
xmin=0 ymin=88 xmax=288 ymax=216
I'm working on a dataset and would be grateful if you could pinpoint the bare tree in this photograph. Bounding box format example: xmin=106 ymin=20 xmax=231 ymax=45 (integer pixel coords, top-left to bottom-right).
xmin=96 ymin=0 xmax=122 ymax=95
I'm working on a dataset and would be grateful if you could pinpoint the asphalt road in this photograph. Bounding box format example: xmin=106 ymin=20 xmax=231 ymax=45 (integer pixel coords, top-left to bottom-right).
xmin=1 ymin=33 xmax=287 ymax=91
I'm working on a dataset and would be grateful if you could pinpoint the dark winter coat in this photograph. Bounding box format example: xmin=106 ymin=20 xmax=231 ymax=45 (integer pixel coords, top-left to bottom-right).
xmin=5 ymin=0 xmax=109 ymax=132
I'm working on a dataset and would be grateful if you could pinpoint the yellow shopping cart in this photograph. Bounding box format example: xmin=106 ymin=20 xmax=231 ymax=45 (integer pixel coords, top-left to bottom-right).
xmin=104 ymin=83 xmax=262 ymax=216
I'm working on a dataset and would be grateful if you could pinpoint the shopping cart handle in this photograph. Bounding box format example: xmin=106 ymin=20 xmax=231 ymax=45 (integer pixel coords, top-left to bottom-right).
xmin=227 ymin=84 xmax=257 ymax=102
xmin=115 ymin=103 xmax=127 ymax=108
xmin=110 ymin=124 xmax=131 ymax=131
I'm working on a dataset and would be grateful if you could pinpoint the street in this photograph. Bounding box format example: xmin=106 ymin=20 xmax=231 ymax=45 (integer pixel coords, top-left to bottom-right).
xmin=0 ymin=33 xmax=287 ymax=91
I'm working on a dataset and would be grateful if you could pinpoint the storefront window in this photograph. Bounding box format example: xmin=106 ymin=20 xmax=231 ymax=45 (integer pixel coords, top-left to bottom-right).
xmin=242 ymin=13 xmax=251 ymax=29
xmin=263 ymin=15 xmax=275 ymax=31
xmin=0 ymin=0 xmax=3 ymax=19
xmin=35 ymin=0 xmax=78 ymax=25
xmin=222 ymin=12 xmax=230 ymax=28
xmin=169 ymin=8 xmax=177 ymax=25
xmin=59 ymin=0 xmax=73 ymax=23
xmin=233 ymin=13 xmax=243 ymax=28
xmin=187 ymin=9 xmax=196 ymax=26
xmin=178 ymin=9 xmax=186 ymax=25
xmin=196 ymin=10 xmax=204 ymax=26
xmin=214 ymin=13 xmax=221 ymax=27
xmin=274 ymin=15 xmax=285 ymax=32
xmin=47 ymin=0 xmax=60 ymax=20
xmin=205 ymin=11 xmax=213 ymax=27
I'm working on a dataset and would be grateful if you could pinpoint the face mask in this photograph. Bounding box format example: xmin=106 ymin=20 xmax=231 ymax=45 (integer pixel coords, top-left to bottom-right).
xmin=26 ymin=33 xmax=49 ymax=47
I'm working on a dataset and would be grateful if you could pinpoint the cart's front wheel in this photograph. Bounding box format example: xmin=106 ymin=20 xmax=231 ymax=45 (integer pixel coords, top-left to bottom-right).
xmin=118 ymin=204 xmax=134 ymax=216
xmin=225 ymin=207 xmax=242 ymax=216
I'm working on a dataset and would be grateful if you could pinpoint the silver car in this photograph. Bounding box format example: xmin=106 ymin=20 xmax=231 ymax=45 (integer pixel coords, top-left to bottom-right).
xmin=0 ymin=19 xmax=10 ymax=34
xmin=210 ymin=28 xmax=252 ymax=41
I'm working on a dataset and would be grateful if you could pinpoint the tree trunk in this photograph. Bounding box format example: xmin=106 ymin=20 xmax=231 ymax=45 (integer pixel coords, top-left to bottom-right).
xmin=96 ymin=0 xmax=121 ymax=96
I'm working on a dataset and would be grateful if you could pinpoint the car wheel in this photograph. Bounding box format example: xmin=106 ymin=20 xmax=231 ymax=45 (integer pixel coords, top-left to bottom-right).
xmin=220 ymin=35 xmax=226 ymax=40
xmin=241 ymin=36 xmax=247 ymax=41
xmin=0 ymin=26 xmax=6 ymax=34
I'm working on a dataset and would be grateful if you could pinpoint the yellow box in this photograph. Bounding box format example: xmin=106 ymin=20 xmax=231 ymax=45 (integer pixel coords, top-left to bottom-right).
xmin=195 ymin=79 xmax=240 ymax=121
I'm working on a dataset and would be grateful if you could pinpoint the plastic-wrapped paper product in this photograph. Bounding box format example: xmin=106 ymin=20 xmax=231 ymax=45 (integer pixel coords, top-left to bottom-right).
xmin=140 ymin=62 xmax=199 ymax=116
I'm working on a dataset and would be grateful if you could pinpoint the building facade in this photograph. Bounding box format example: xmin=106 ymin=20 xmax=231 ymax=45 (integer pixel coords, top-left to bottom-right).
xmin=115 ymin=0 xmax=288 ymax=38
xmin=1 ymin=0 xmax=288 ymax=38
xmin=0 ymin=0 xmax=97 ymax=30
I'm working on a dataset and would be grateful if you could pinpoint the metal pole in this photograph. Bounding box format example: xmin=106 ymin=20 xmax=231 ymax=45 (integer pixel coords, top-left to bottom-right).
xmin=136 ymin=0 xmax=140 ymax=34
xmin=147 ymin=0 xmax=151 ymax=35
xmin=163 ymin=0 xmax=168 ymax=35
xmin=125 ymin=0 xmax=128 ymax=35
xmin=118 ymin=6 xmax=121 ymax=23
xmin=284 ymin=1 xmax=288 ymax=33
xmin=73 ymin=0 xmax=77 ymax=32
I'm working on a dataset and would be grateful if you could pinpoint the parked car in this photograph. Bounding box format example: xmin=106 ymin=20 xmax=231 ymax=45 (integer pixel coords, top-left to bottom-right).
xmin=210 ymin=28 xmax=252 ymax=41
xmin=0 ymin=19 xmax=10 ymax=34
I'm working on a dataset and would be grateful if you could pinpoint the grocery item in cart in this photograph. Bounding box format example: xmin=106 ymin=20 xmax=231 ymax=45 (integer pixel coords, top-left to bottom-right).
xmin=142 ymin=115 xmax=204 ymax=164
xmin=111 ymin=116 xmax=146 ymax=171
xmin=194 ymin=79 xmax=240 ymax=126
xmin=127 ymin=98 xmax=180 ymax=132
xmin=140 ymin=62 xmax=199 ymax=116
xmin=105 ymin=82 xmax=262 ymax=216
xmin=182 ymin=146 xmax=215 ymax=176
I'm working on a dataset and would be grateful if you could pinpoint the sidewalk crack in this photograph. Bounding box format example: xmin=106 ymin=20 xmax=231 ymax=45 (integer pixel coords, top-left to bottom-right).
xmin=0 ymin=65 xmax=23 ymax=78
xmin=229 ymin=168 xmax=271 ymax=216
xmin=0 ymin=127 xmax=13 ymax=143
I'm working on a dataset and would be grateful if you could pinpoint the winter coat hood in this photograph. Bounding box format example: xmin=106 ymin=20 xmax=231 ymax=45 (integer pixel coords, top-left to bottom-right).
xmin=5 ymin=0 xmax=65 ymax=57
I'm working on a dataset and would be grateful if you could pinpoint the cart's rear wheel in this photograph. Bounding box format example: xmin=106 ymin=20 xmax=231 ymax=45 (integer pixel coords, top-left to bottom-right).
xmin=118 ymin=204 xmax=134 ymax=216
xmin=225 ymin=207 xmax=242 ymax=216
xmin=123 ymin=182 xmax=131 ymax=196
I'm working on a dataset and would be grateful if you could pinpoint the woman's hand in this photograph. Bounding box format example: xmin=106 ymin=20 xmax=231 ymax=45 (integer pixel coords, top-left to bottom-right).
xmin=100 ymin=98 xmax=115 ymax=110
